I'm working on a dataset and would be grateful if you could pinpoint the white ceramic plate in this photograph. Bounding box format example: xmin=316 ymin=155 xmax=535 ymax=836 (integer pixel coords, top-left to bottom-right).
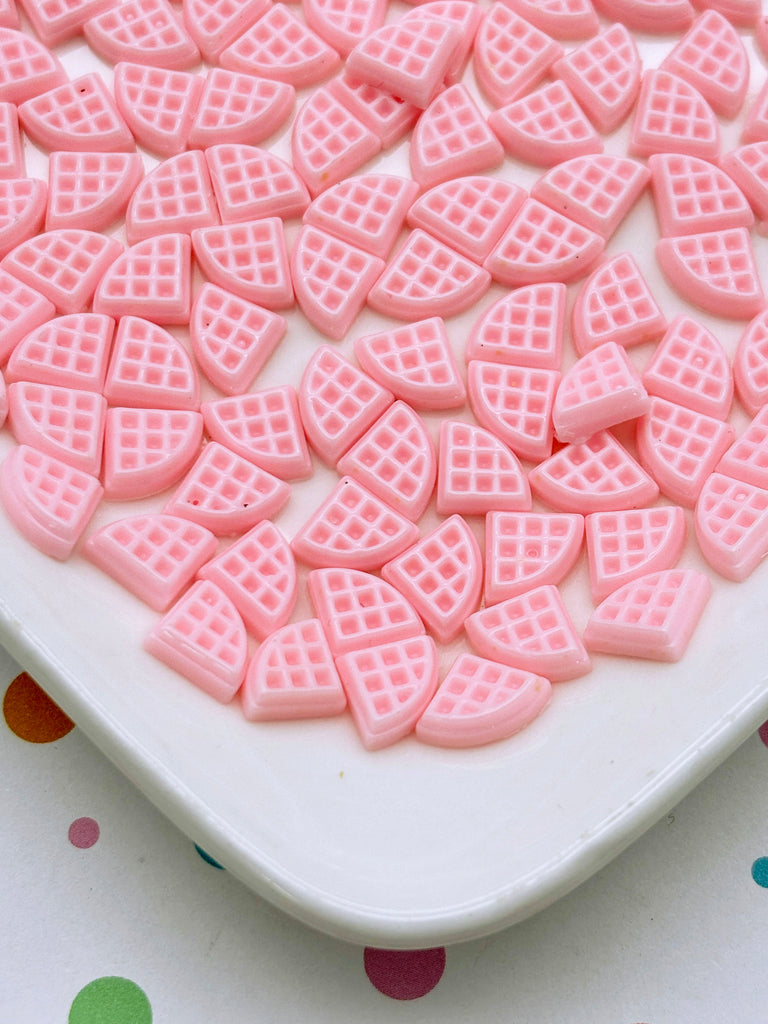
xmin=3 ymin=15 xmax=768 ymax=949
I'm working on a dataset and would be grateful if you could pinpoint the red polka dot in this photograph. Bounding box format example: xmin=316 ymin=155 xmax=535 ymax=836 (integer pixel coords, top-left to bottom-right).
xmin=69 ymin=817 xmax=100 ymax=848
xmin=363 ymin=947 xmax=446 ymax=1000
xmin=3 ymin=672 xmax=74 ymax=743
xmin=759 ymin=720 xmax=768 ymax=748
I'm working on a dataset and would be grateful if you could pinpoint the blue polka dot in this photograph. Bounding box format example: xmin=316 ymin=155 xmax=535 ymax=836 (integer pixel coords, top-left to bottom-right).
xmin=194 ymin=844 xmax=224 ymax=869
xmin=751 ymin=857 xmax=768 ymax=887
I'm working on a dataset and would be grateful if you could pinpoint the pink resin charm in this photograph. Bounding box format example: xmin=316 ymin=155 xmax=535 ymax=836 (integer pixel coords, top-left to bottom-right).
xmin=485 ymin=510 xmax=584 ymax=605
xmin=336 ymin=635 xmax=439 ymax=750
xmin=241 ymin=618 xmax=346 ymax=721
xmin=437 ymin=418 xmax=531 ymax=516
xmin=415 ymin=653 xmax=552 ymax=749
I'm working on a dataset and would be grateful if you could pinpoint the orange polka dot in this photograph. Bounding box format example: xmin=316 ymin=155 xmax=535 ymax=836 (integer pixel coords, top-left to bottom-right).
xmin=3 ymin=672 xmax=74 ymax=743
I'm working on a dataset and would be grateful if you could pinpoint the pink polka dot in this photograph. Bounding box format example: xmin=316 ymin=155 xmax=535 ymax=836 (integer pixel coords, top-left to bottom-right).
xmin=363 ymin=947 xmax=446 ymax=1000
xmin=69 ymin=817 xmax=100 ymax=849
xmin=759 ymin=720 xmax=768 ymax=748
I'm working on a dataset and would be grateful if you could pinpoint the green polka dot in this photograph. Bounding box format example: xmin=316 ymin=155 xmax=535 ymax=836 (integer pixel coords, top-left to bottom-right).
xmin=752 ymin=857 xmax=768 ymax=888
xmin=69 ymin=977 xmax=151 ymax=1024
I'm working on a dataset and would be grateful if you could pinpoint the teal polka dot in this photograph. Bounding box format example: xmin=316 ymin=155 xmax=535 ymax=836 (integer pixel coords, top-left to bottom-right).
xmin=751 ymin=857 xmax=768 ymax=888
xmin=69 ymin=977 xmax=151 ymax=1024
xmin=195 ymin=843 xmax=224 ymax=869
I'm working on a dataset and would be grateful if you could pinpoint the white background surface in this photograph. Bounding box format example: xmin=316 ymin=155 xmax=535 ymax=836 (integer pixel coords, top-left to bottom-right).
xmin=1 ymin=644 xmax=767 ymax=1021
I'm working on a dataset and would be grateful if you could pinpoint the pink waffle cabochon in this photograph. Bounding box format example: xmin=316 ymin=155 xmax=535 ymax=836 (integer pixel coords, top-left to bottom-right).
xmin=484 ymin=198 xmax=605 ymax=287
xmin=291 ymin=83 xmax=382 ymax=199
xmin=0 ymin=269 xmax=56 ymax=365
xmin=241 ymin=617 xmax=346 ymax=721
xmin=655 ymin=227 xmax=764 ymax=321
xmin=205 ymin=143 xmax=310 ymax=224
xmin=83 ymin=512 xmax=217 ymax=611
xmin=467 ymin=360 xmax=560 ymax=464
xmin=629 ymin=69 xmax=720 ymax=162
xmin=0 ymin=443 xmax=103 ymax=559
xmin=2 ymin=228 xmax=122 ymax=315
xmin=303 ymin=0 xmax=387 ymax=58
xmin=648 ymin=152 xmax=753 ymax=238
xmin=484 ymin=510 xmax=584 ymax=605
xmin=733 ymin=308 xmax=768 ymax=416
xmin=125 ymin=149 xmax=218 ymax=245
xmin=500 ymin=0 xmax=599 ymax=40
xmin=83 ymin=0 xmax=200 ymax=70
xmin=0 ymin=102 xmax=24 ymax=179
xmin=164 ymin=440 xmax=290 ymax=537
xmin=0 ymin=26 xmax=66 ymax=105
xmin=102 ymin=406 xmax=203 ymax=501
xmin=531 ymin=154 xmax=651 ymax=241
xmin=381 ymin=513 xmax=483 ymax=644
xmin=145 ymin=578 xmax=248 ymax=703
xmin=465 ymin=583 xmax=591 ymax=683
xmin=584 ymin=568 xmax=712 ymax=662
xmin=553 ymin=340 xmax=649 ymax=446
xmin=291 ymin=224 xmax=384 ymax=341
xmin=354 ymin=316 xmax=466 ymax=411
xmin=197 ymin=519 xmax=298 ymax=639
xmin=571 ymin=252 xmax=666 ymax=356
xmin=18 ymin=73 xmax=135 ymax=154
xmin=553 ymin=22 xmax=641 ymax=134
xmin=585 ymin=505 xmax=687 ymax=602
xmin=181 ymin=0 xmax=272 ymax=63
xmin=642 ymin=313 xmax=733 ymax=421
xmin=187 ymin=67 xmax=295 ymax=149
xmin=219 ymin=3 xmax=341 ymax=90
xmin=46 ymin=150 xmax=144 ymax=233
xmin=592 ymin=0 xmax=694 ymax=33
xmin=113 ymin=62 xmax=202 ymax=157
xmin=472 ymin=3 xmax=564 ymax=108
xmin=335 ymin=634 xmax=439 ymax=750
xmin=345 ymin=15 xmax=462 ymax=110
xmin=528 ymin=430 xmax=659 ymax=514
xmin=660 ymin=9 xmax=748 ymax=120
xmin=336 ymin=399 xmax=436 ymax=522
xmin=303 ymin=173 xmax=418 ymax=262
xmin=489 ymin=79 xmax=602 ymax=169
xmin=636 ymin=396 xmax=735 ymax=507
xmin=291 ymin=476 xmax=420 ymax=571
xmin=103 ymin=315 xmax=199 ymax=411
xmin=326 ymin=71 xmax=420 ymax=149
xmin=0 ymin=177 xmax=47 ymax=260
xmin=409 ymin=83 xmax=504 ymax=191
xmin=717 ymin=404 xmax=768 ymax=491
xmin=191 ymin=218 xmax=294 ymax=311
xmin=415 ymin=652 xmax=552 ymax=749
xmin=741 ymin=76 xmax=768 ymax=147
xmin=694 ymin=471 xmax=768 ymax=581
xmin=4 ymin=312 xmax=115 ymax=391
xmin=407 ymin=175 xmax=526 ymax=265
xmin=7 ymin=380 xmax=106 ymax=476
xmin=367 ymin=228 xmax=491 ymax=322
xmin=401 ymin=1 xmax=484 ymax=86
xmin=465 ymin=282 xmax=566 ymax=370
xmin=190 ymin=282 xmax=286 ymax=397
xmin=437 ymin=418 xmax=531 ymax=516
xmin=307 ymin=566 xmax=425 ymax=656
xmin=93 ymin=232 xmax=192 ymax=325
xmin=297 ymin=344 xmax=393 ymax=467
xmin=721 ymin=142 xmax=768 ymax=228
xmin=201 ymin=386 xmax=311 ymax=482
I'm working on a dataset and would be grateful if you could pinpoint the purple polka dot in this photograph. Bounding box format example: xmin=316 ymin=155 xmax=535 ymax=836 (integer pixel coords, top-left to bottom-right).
xmin=68 ymin=817 xmax=100 ymax=849
xmin=759 ymin=719 xmax=768 ymax=748
xmin=364 ymin=947 xmax=446 ymax=1000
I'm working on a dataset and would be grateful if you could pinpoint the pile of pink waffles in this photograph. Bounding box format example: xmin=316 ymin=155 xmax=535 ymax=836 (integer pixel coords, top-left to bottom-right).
xmin=1 ymin=0 xmax=768 ymax=751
